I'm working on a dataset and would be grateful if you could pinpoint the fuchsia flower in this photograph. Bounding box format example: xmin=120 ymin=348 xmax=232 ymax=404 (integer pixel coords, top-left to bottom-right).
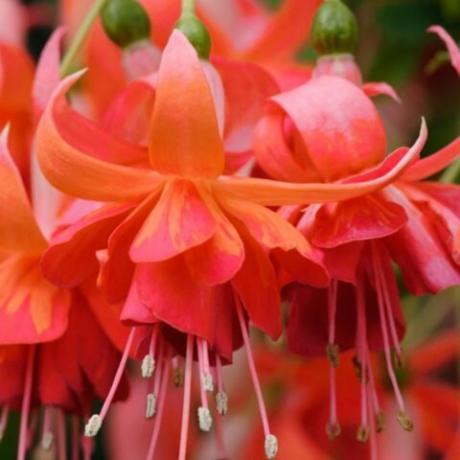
xmin=34 ymin=28 xmax=422 ymax=459
xmin=0 ymin=130 xmax=128 ymax=459
xmin=254 ymin=70 xmax=460 ymax=439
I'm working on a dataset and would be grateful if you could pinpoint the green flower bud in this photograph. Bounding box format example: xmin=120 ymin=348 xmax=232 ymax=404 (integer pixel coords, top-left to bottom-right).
xmin=176 ymin=14 xmax=211 ymax=59
xmin=311 ymin=0 xmax=358 ymax=56
xmin=101 ymin=0 xmax=151 ymax=49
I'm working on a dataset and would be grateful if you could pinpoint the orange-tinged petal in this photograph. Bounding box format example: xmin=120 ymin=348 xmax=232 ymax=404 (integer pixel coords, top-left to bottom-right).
xmin=148 ymin=30 xmax=224 ymax=178
xmin=130 ymin=179 xmax=216 ymax=262
xmin=214 ymin=119 xmax=427 ymax=206
xmin=0 ymin=129 xmax=46 ymax=252
xmin=35 ymin=72 xmax=162 ymax=201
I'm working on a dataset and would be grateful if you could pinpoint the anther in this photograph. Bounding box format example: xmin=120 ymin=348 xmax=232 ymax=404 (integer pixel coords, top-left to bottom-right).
xmin=216 ymin=391 xmax=228 ymax=416
xmin=141 ymin=354 xmax=155 ymax=379
xmin=392 ymin=349 xmax=404 ymax=370
xmin=41 ymin=431 xmax=54 ymax=450
xmin=197 ymin=406 xmax=212 ymax=432
xmin=326 ymin=421 xmax=341 ymax=440
xmin=357 ymin=425 xmax=370 ymax=443
xmin=396 ymin=410 xmax=414 ymax=432
xmin=145 ymin=393 xmax=156 ymax=419
xmin=264 ymin=434 xmax=278 ymax=459
xmin=173 ymin=367 xmax=184 ymax=387
xmin=84 ymin=414 xmax=102 ymax=437
xmin=202 ymin=372 xmax=214 ymax=392
xmin=352 ymin=356 xmax=363 ymax=380
xmin=326 ymin=343 xmax=340 ymax=368
xmin=375 ymin=411 xmax=385 ymax=433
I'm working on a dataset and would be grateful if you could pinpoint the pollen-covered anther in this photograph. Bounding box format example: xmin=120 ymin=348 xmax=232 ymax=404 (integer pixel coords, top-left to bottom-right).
xmin=326 ymin=421 xmax=341 ymax=440
xmin=264 ymin=434 xmax=278 ymax=459
xmin=84 ymin=414 xmax=102 ymax=437
xmin=202 ymin=372 xmax=214 ymax=392
xmin=376 ymin=411 xmax=385 ymax=433
xmin=326 ymin=343 xmax=340 ymax=368
xmin=141 ymin=354 xmax=155 ymax=378
xmin=145 ymin=393 xmax=156 ymax=419
xmin=392 ymin=349 xmax=404 ymax=370
xmin=356 ymin=424 xmax=370 ymax=443
xmin=396 ymin=409 xmax=414 ymax=432
xmin=0 ymin=428 xmax=3 ymax=442
xmin=173 ymin=367 xmax=184 ymax=387
xmin=352 ymin=355 xmax=362 ymax=380
xmin=216 ymin=391 xmax=228 ymax=415
xmin=41 ymin=431 xmax=54 ymax=450
xmin=197 ymin=406 xmax=212 ymax=432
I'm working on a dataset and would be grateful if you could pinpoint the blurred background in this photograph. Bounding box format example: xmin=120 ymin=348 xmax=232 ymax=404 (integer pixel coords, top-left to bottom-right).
xmin=1 ymin=0 xmax=459 ymax=458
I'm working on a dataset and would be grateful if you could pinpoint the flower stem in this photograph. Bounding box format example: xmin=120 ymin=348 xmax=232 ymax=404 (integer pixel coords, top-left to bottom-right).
xmin=181 ymin=0 xmax=195 ymax=17
xmin=60 ymin=0 xmax=108 ymax=77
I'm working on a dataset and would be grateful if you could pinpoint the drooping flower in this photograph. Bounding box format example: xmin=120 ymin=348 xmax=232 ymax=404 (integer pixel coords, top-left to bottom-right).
xmin=0 ymin=118 xmax=128 ymax=458
xmin=34 ymin=28 xmax=423 ymax=459
xmin=254 ymin=69 xmax=459 ymax=439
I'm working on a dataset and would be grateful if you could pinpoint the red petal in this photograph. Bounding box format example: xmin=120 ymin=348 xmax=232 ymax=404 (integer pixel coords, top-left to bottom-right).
xmin=42 ymin=202 xmax=133 ymax=287
xmin=428 ymin=25 xmax=460 ymax=75
xmin=362 ymin=81 xmax=401 ymax=103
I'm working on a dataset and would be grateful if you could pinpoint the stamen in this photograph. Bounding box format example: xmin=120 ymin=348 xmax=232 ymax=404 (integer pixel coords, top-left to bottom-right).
xmin=365 ymin=348 xmax=384 ymax=433
xmin=356 ymin=283 xmax=369 ymax=443
xmin=178 ymin=335 xmax=193 ymax=460
xmin=264 ymin=434 xmax=278 ymax=459
xmin=71 ymin=417 xmax=79 ymax=460
xmin=142 ymin=326 xmax=160 ymax=379
xmin=372 ymin=248 xmax=408 ymax=413
xmin=142 ymin=354 xmax=155 ymax=379
xmin=236 ymin=301 xmax=277 ymax=459
xmin=197 ymin=338 xmax=213 ymax=432
xmin=0 ymin=406 xmax=10 ymax=441
xmin=216 ymin=392 xmax=228 ymax=416
xmin=81 ymin=435 xmax=93 ymax=460
xmin=172 ymin=357 xmax=184 ymax=387
xmin=200 ymin=339 xmax=214 ymax=392
xmin=56 ymin=410 xmax=66 ymax=460
xmin=367 ymin=386 xmax=378 ymax=460
xmin=146 ymin=352 xmax=172 ymax=460
xmin=85 ymin=327 xmax=136 ymax=437
xmin=197 ymin=407 xmax=212 ymax=432
xmin=396 ymin=409 xmax=414 ymax=432
xmin=41 ymin=407 xmax=54 ymax=450
xmin=326 ymin=280 xmax=340 ymax=439
xmin=145 ymin=393 xmax=157 ymax=419
xmin=215 ymin=355 xmax=228 ymax=416
xmin=18 ymin=346 xmax=36 ymax=460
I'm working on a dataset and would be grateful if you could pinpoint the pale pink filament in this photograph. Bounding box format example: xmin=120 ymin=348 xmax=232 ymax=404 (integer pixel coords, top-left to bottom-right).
xmin=215 ymin=354 xmax=225 ymax=395
xmin=146 ymin=352 xmax=172 ymax=460
xmin=372 ymin=246 xmax=406 ymax=412
xmin=356 ymin=284 xmax=369 ymax=430
xmin=152 ymin=340 xmax=164 ymax=397
xmin=57 ymin=410 xmax=67 ymax=460
xmin=41 ymin=406 xmax=53 ymax=446
xmin=367 ymin=386 xmax=378 ymax=460
xmin=236 ymin=301 xmax=271 ymax=438
xmin=178 ymin=334 xmax=194 ymax=460
xmin=99 ymin=327 xmax=136 ymax=421
xmin=0 ymin=406 xmax=9 ymax=438
xmin=328 ymin=280 xmax=339 ymax=428
xmin=197 ymin=339 xmax=210 ymax=410
xmin=71 ymin=417 xmax=79 ymax=460
xmin=18 ymin=346 xmax=35 ymax=460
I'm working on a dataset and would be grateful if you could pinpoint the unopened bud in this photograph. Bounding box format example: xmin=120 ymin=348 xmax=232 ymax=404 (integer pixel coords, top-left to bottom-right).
xmin=311 ymin=0 xmax=358 ymax=56
xmin=101 ymin=0 xmax=151 ymax=49
xmin=176 ymin=15 xmax=211 ymax=59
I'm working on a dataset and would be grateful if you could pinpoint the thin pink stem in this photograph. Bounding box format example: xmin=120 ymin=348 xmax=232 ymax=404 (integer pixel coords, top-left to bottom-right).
xmin=214 ymin=406 xmax=227 ymax=458
xmin=197 ymin=340 xmax=209 ymax=409
xmin=57 ymin=410 xmax=67 ymax=460
xmin=41 ymin=406 xmax=53 ymax=445
xmin=0 ymin=406 xmax=9 ymax=439
xmin=146 ymin=354 xmax=172 ymax=460
xmin=328 ymin=280 xmax=338 ymax=426
xmin=368 ymin=386 xmax=378 ymax=460
xmin=71 ymin=417 xmax=79 ymax=460
xmin=99 ymin=327 xmax=136 ymax=420
xmin=215 ymin=354 xmax=224 ymax=394
xmin=152 ymin=340 xmax=164 ymax=397
xmin=372 ymin=247 xmax=405 ymax=411
xmin=328 ymin=280 xmax=338 ymax=344
xmin=357 ymin=284 xmax=369 ymax=428
xmin=178 ymin=335 xmax=194 ymax=460
xmin=18 ymin=346 xmax=35 ymax=460
xmin=236 ymin=302 xmax=270 ymax=437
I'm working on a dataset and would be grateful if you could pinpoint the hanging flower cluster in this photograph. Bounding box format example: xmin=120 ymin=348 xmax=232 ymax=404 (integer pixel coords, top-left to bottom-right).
xmin=0 ymin=1 xmax=459 ymax=459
